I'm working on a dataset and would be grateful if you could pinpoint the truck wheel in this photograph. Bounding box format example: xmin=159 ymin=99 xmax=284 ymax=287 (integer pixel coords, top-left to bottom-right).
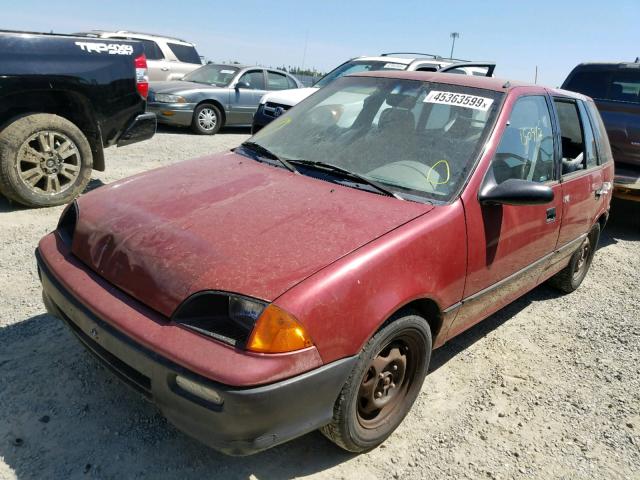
xmin=548 ymin=224 xmax=600 ymax=294
xmin=0 ymin=114 xmax=93 ymax=207
xmin=191 ymin=104 xmax=222 ymax=135
xmin=321 ymin=313 xmax=431 ymax=453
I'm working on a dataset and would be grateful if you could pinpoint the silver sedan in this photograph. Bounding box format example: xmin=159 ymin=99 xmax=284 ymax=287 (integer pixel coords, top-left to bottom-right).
xmin=147 ymin=64 xmax=302 ymax=134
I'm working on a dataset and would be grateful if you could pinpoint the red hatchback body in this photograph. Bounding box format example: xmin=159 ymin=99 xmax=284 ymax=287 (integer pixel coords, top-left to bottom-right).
xmin=37 ymin=71 xmax=614 ymax=455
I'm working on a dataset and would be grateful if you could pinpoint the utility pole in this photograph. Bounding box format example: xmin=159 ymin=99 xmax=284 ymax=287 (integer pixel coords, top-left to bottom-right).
xmin=301 ymin=30 xmax=309 ymax=71
xmin=449 ymin=32 xmax=460 ymax=59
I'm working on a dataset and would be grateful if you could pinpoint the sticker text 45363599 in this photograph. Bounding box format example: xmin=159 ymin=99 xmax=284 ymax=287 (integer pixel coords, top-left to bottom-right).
xmin=424 ymin=91 xmax=494 ymax=111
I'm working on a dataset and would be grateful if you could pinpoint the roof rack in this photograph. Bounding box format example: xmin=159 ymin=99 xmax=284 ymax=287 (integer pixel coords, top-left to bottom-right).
xmin=380 ymin=52 xmax=470 ymax=62
xmin=94 ymin=30 xmax=191 ymax=43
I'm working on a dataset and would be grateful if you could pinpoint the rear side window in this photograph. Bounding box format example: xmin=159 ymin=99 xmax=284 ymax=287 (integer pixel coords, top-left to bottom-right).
xmin=491 ymin=95 xmax=555 ymax=184
xmin=167 ymin=43 xmax=201 ymax=64
xmin=577 ymin=101 xmax=598 ymax=168
xmin=287 ymin=76 xmax=298 ymax=89
xmin=553 ymin=99 xmax=587 ymax=174
xmin=267 ymin=71 xmax=290 ymax=90
xmin=114 ymin=37 xmax=164 ymax=60
xmin=565 ymin=68 xmax=640 ymax=103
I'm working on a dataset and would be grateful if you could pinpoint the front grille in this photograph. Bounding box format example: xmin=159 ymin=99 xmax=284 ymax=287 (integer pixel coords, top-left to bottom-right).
xmin=55 ymin=300 xmax=152 ymax=397
xmin=263 ymin=102 xmax=291 ymax=118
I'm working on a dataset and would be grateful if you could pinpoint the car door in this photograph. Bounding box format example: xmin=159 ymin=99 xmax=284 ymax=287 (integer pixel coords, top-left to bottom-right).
xmin=551 ymin=96 xmax=605 ymax=248
xmin=228 ymin=69 xmax=266 ymax=125
xmin=449 ymin=93 xmax=562 ymax=338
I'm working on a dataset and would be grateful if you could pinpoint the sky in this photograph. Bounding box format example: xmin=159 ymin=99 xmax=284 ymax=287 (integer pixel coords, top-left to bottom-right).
xmin=2 ymin=0 xmax=639 ymax=87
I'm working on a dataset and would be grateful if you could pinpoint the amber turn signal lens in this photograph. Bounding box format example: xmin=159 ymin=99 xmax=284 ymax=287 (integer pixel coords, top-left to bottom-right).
xmin=246 ymin=304 xmax=313 ymax=353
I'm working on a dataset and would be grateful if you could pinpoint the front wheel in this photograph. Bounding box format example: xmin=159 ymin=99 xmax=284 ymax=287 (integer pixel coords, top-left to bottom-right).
xmin=191 ymin=104 xmax=222 ymax=135
xmin=0 ymin=114 xmax=93 ymax=207
xmin=321 ymin=313 xmax=432 ymax=453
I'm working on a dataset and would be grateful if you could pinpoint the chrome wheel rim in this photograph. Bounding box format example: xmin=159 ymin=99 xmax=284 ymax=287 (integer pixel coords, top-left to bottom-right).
xmin=573 ymin=237 xmax=591 ymax=281
xmin=16 ymin=131 xmax=81 ymax=195
xmin=198 ymin=108 xmax=217 ymax=131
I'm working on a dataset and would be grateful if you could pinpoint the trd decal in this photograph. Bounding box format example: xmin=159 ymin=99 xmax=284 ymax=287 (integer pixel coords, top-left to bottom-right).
xmin=75 ymin=42 xmax=134 ymax=56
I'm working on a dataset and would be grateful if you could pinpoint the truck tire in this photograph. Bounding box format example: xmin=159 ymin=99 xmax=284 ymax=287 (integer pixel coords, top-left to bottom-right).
xmin=191 ymin=104 xmax=222 ymax=135
xmin=548 ymin=224 xmax=600 ymax=294
xmin=0 ymin=114 xmax=93 ymax=207
xmin=320 ymin=313 xmax=431 ymax=453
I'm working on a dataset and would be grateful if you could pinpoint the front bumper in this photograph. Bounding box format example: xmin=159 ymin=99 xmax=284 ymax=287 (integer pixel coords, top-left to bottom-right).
xmin=36 ymin=249 xmax=355 ymax=455
xmin=251 ymin=103 xmax=281 ymax=134
xmin=147 ymin=102 xmax=196 ymax=127
xmin=117 ymin=112 xmax=157 ymax=147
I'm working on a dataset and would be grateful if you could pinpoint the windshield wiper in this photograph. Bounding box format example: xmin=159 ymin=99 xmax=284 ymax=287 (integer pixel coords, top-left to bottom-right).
xmin=287 ymin=159 xmax=403 ymax=200
xmin=239 ymin=142 xmax=299 ymax=174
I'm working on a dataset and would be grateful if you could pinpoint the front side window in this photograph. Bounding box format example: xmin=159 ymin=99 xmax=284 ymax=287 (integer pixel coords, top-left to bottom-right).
xmin=238 ymin=70 xmax=266 ymax=90
xmin=490 ymin=96 xmax=554 ymax=184
xmin=554 ymin=98 xmax=587 ymax=175
xmin=250 ymin=76 xmax=503 ymax=202
xmin=182 ymin=64 xmax=239 ymax=87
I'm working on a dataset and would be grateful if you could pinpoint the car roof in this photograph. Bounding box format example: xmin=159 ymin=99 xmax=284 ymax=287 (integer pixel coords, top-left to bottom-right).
xmin=207 ymin=64 xmax=292 ymax=75
xmin=349 ymin=70 xmax=590 ymax=101
xmin=569 ymin=61 xmax=640 ymax=70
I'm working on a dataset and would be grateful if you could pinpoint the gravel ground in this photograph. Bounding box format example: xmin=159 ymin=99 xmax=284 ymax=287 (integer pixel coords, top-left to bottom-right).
xmin=0 ymin=127 xmax=639 ymax=480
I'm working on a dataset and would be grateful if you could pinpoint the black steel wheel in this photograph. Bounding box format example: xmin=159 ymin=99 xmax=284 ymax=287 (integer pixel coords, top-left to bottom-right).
xmin=321 ymin=313 xmax=431 ymax=453
xmin=548 ymin=224 xmax=600 ymax=293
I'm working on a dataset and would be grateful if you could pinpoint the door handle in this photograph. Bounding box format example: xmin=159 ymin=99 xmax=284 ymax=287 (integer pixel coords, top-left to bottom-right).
xmin=546 ymin=207 xmax=556 ymax=223
xmin=161 ymin=67 xmax=170 ymax=71
xmin=593 ymin=182 xmax=611 ymax=198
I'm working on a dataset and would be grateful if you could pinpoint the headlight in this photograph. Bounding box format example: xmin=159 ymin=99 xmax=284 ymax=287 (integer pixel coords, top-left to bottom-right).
xmin=154 ymin=93 xmax=187 ymax=103
xmin=56 ymin=200 xmax=78 ymax=246
xmin=172 ymin=292 xmax=313 ymax=353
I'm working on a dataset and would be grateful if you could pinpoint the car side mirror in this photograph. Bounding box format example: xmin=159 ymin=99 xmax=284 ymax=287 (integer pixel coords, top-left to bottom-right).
xmin=235 ymin=81 xmax=251 ymax=89
xmin=479 ymin=178 xmax=554 ymax=206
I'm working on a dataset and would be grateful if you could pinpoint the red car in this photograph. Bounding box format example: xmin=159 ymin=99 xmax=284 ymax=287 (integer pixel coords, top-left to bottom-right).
xmin=37 ymin=71 xmax=613 ymax=455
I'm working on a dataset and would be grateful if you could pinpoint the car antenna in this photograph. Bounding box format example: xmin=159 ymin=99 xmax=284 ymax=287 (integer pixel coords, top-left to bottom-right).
xmin=502 ymin=80 xmax=511 ymax=88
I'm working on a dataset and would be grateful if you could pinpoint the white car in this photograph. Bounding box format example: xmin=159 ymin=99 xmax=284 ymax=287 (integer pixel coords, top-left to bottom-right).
xmin=251 ymin=52 xmax=496 ymax=133
xmin=77 ymin=30 xmax=203 ymax=81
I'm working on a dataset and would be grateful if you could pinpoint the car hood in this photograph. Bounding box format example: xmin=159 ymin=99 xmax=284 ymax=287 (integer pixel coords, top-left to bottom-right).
xmin=149 ymin=80 xmax=223 ymax=96
xmin=261 ymin=87 xmax=318 ymax=107
xmin=71 ymin=152 xmax=432 ymax=317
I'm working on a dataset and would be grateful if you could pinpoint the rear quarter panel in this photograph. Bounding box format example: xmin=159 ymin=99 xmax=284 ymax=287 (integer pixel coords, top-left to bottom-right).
xmin=274 ymin=202 xmax=467 ymax=364
xmin=0 ymin=32 xmax=146 ymax=146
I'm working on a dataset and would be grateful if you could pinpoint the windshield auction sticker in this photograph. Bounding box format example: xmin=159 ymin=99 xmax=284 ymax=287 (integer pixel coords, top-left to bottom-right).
xmin=424 ymin=91 xmax=494 ymax=111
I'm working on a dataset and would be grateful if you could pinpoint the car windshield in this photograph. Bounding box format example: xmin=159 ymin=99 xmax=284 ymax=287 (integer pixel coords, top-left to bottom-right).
xmin=183 ymin=64 xmax=239 ymax=87
xmin=250 ymin=76 xmax=503 ymax=202
xmin=313 ymin=60 xmax=409 ymax=88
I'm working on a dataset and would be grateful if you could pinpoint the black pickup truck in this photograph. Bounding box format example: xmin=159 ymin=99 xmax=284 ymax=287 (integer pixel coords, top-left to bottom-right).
xmin=0 ymin=31 xmax=156 ymax=207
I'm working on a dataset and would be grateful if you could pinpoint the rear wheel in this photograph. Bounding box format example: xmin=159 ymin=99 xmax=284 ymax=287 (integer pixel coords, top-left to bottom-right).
xmin=0 ymin=114 xmax=92 ymax=207
xmin=548 ymin=224 xmax=600 ymax=293
xmin=321 ymin=313 xmax=431 ymax=453
xmin=191 ymin=104 xmax=222 ymax=135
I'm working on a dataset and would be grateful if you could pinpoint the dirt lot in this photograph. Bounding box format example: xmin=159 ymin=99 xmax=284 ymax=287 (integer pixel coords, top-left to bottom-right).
xmin=1 ymin=127 xmax=639 ymax=480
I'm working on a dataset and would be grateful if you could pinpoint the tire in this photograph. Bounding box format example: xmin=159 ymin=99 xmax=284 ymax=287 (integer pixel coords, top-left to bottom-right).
xmin=548 ymin=224 xmax=600 ymax=294
xmin=0 ymin=114 xmax=93 ymax=207
xmin=191 ymin=104 xmax=222 ymax=135
xmin=321 ymin=313 xmax=432 ymax=453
